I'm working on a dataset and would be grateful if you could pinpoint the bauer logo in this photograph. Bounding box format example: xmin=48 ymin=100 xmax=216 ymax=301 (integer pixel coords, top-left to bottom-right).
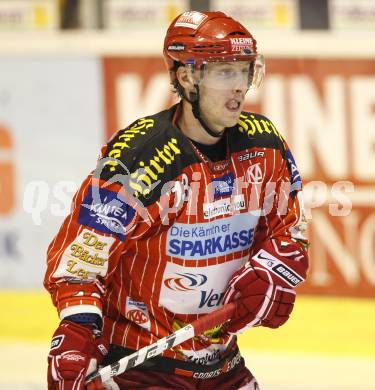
xmin=51 ymin=335 xmax=64 ymax=350
xmin=78 ymin=186 xmax=136 ymax=240
xmin=166 ymin=212 xmax=259 ymax=260
xmin=252 ymin=249 xmax=304 ymax=287
xmin=273 ymin=264 xmax=303 ymax=287
xmin=238 ymin=151 xmax=265 ymax=162
xmin=211 ymin=173 xmax=235 ymax=199
xmin=168 ymin=43 xmax=185 ymax=51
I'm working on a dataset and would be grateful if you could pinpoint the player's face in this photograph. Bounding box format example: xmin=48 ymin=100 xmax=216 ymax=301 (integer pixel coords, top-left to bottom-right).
xmin=198 ymin=61 xmax=250 ymax=131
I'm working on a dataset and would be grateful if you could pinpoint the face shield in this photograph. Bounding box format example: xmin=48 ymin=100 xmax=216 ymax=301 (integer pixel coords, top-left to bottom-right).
xmin=184 ymin=54 xmax=265 ymax=92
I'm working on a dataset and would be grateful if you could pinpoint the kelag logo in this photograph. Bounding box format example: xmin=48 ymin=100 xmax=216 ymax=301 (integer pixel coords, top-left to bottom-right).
xmin=78 ymin=186 xmax=136 ymax=240
xmin=164 ymin=273 xmax=207 ymax=291
xmin=211 ymin=173 xmax=235 ymax=199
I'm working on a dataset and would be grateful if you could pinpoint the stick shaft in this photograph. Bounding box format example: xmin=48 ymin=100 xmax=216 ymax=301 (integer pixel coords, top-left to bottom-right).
xmin=86 ymin=303 xmax=236 ymax=384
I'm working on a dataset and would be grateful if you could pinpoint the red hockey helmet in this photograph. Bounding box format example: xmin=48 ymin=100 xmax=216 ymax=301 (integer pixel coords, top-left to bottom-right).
xmin=163 ymin=11 xmax=264 ymax=88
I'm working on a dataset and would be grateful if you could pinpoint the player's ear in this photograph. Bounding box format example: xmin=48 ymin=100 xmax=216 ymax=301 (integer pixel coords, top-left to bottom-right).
xmin=176 ymin=66 xmax=194 ymax=91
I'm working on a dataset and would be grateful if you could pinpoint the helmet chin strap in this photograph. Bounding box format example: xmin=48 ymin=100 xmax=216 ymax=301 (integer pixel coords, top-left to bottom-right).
xmin=187 ymin=85 xmax=226 ymax=139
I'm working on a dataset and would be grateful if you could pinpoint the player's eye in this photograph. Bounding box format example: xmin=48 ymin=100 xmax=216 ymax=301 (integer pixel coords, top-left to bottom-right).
xmin=216 ymin=68 xmax=236 ymax=78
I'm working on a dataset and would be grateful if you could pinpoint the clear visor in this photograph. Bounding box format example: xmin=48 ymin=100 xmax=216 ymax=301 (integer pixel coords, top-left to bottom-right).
xmin=185 ymin=54 xmax=265 ymax=91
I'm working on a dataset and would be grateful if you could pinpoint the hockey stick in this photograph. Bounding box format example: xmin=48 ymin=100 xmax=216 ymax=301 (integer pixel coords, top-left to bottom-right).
xmin=85 ymin=302 xmax=236 ymax=385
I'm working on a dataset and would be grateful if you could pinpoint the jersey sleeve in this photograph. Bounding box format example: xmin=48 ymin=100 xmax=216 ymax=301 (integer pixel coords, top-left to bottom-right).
xmin=251 ymin=139 xmax=309 ymax=283
xmin=43 ymin=145 xmax=156 ymax=320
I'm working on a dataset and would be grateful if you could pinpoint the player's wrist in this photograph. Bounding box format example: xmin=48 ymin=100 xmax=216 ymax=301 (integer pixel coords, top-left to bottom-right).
xmin=63 ymin=312 xmax=103 ymax=334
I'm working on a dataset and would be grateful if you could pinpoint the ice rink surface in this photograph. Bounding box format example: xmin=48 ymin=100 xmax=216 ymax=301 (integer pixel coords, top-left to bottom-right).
xmin=1 ymin=342 xmax=374 ymax=389
xmin=1 ymin=293 xmax=374 ymax=389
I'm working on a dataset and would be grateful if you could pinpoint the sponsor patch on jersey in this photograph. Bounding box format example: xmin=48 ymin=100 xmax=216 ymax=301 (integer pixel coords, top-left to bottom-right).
xmin=52 ymin=229 xmax=115 ymax=281
xmin=286 ymin=149 xmax=302 ymax=193
xmin=164 ymin=273 xmax=207 ymax=291
xmin=246 ymin=163 xmax=264 ymax=184
xmin=203 ymin=194 xmax=245 ymax=219
xmin=252 ymin=249 xmax=304 ymax=287
xmin=174 ymin=11 xmax=208 ymax=29
xmin=211 ymin=173 xmax=235 ymax=199
xmin=78 ymin=186 xmax=136 ymax=240
xmin=125 ymin=297 xmax=150 ymax=331
xmin=167 ymin=212 xmax=259 ymax=260
xmin=159 ymin=258 xmax=247 ymax=314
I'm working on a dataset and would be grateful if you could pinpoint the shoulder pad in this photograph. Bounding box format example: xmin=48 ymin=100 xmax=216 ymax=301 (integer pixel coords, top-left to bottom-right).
xmin=231 ymin=112 xmax=286 ymax=157
xmin=102 ymin=114 xmax=162 ymax=174
xmin=238 ymin=112 xmax=283 ymax=140
xmin=97 ymin=107 xmax=198 ymax=206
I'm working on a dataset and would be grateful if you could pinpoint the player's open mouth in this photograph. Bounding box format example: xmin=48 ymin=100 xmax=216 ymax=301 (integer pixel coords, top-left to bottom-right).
xmin=225 ymin=99 xmax=241 ymax=112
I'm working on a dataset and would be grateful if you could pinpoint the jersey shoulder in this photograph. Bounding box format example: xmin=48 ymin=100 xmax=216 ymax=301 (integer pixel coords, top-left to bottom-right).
xmin=230 ymin=111 xmax=287 ymax=158
xmin=98 ymin=105 xmax=198 ymax=204
xmin=102 ymin=106 xmax=175 ymax=170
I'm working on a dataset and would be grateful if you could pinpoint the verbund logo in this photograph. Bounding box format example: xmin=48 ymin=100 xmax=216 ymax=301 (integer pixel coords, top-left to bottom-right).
xmin=164 ymin=273 xmax=207 ymax=291
xmin=0 ymin=126 xmax=15 ymax=215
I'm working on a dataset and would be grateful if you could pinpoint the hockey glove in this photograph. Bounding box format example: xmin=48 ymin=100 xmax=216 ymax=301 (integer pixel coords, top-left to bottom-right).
xmin=223 ymin=239 xmax=307 ymax=334
xmin=48 ymin=320 xmax=109 ymax=390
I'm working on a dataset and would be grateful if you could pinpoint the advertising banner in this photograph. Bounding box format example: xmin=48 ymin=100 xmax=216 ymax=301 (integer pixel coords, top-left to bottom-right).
xmin=102 ymin=56 xmax=375 ymax=297
xmin=212 ymin=0 xmax=298 ymax=30
xmin=102 ymin=0 xmax=188 ymax=29
xmin=0 ymin=58 xmax=103 ymax=287
xmin=0 ymin=0 xmax=58 ymax=31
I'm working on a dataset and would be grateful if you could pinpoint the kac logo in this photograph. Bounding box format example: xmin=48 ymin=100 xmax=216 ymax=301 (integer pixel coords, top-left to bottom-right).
xmin=246 ymin=163 xmax=264 ymax=184
xmin=164 ymin=273 xmax=207 ymax=291
xmin=126 ymin=309 xmax=149 ymax=324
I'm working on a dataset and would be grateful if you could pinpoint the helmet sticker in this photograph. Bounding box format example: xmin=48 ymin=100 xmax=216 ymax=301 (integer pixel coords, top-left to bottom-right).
xmin=174 ymin=11 xmax=208 ymax=29
xmin=230 ymin=37 xmax=254 ymax=53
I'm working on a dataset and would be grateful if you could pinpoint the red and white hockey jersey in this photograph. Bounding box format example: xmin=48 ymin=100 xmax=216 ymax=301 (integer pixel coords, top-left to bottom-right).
xmin=44 ymin=103 xmax=308 ymax=364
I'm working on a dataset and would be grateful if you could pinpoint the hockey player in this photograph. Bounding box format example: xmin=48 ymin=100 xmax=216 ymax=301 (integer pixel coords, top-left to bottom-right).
xmin=45 ymin=11 xmax=308 ymax=389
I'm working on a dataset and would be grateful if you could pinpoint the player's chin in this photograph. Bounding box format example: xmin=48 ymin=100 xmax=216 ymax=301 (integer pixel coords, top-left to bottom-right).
xmin=224 ymin=112 xmax=242 ymax=127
